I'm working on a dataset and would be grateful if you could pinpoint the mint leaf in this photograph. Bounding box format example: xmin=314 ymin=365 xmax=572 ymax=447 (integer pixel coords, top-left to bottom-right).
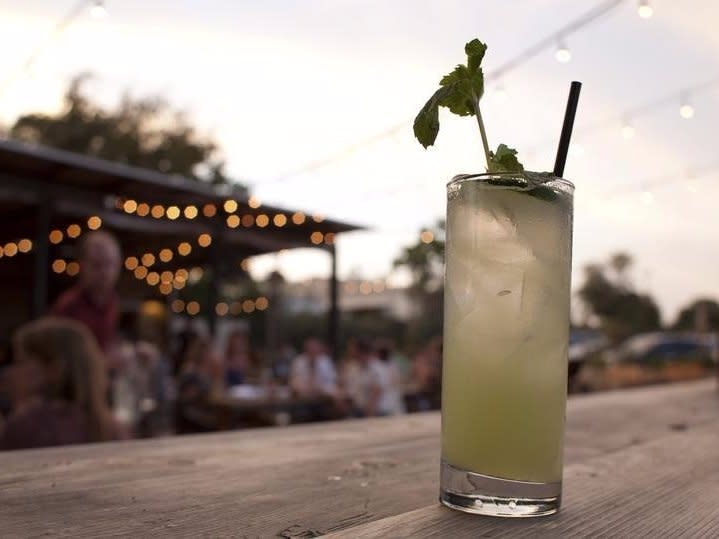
xmin=414 ymin=37 xmax=524 ymax=174
xmin=488 ymin=144 xmax=524 ymax=173
xmin=413 ymin=86 xmax=449 ymax=148
xmin=465 ymin=39 xmax=487 ymax=73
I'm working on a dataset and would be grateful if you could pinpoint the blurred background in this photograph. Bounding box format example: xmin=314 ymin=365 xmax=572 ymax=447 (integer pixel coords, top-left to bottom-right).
xmin=0 ymin=0 xmax=717 ymax=448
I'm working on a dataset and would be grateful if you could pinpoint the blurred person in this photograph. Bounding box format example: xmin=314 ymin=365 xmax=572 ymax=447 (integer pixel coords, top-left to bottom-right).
xmin=51 ymin=231 xmax=122 ymax=355
xmin=289 ymin=337 xmax=338 ymax=399
xmin=352 ymin=339 xmax=405 ymax=417
xmin=271 ymin=343 xmax=296 ymax=385
xmin=375 ymin=341 xmax=406 ymax=415
xmin=1 ymin=318 xmax=127 ymax=450
xmin=224 ymin=329 xmax=255 ymax=387
xmin=410 ymin=336 xmax=443 ymax=411
xmin=175 ymin=334 xmax=225 ymax=433
xmin=132 ymin=341 xmax=172 ymax=438
xmin=338 ymin=338 xmax=363 ymax=413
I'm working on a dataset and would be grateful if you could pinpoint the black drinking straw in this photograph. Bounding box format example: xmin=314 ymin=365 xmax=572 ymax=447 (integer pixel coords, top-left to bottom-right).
xmin=553 ymin=81 xmax=582 ymax=177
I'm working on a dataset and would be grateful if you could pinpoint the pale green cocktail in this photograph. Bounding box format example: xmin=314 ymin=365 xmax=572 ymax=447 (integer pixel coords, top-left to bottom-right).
xmin=440 ymin=172 xmax=574 ymax=517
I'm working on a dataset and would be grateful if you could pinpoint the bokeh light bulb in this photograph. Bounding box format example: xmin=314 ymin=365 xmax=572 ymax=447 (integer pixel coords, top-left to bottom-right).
xmin=679 ymin=103 xmax=694 ymax=119
xmin=90 ymin=1 xmax=106 ymax=19
xmin=493 ymin=85 xmax=508 ymax=104
xmin=555 ymin=42 xmax=571 ymax=63
xmin=637 ymin=0 xmax=653 ymax=18
xmin=621 ymin=124 xmax=635 ymax=140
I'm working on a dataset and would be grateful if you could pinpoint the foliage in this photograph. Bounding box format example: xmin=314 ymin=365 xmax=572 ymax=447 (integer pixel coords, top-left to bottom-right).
xmin=10 ymin=74 xmax=232 ymax=185
xmin=392 ymin=220 xmax=445 ymax=295
xmin=673 ymin=299 xmax=719 ymax=332
xmin=577 ymin=252 xmax=661 ymax=342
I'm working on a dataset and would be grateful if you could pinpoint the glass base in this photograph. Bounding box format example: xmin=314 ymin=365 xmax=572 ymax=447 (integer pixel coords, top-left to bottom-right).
xmin=439 ymin=460 xmax=561 ymax=518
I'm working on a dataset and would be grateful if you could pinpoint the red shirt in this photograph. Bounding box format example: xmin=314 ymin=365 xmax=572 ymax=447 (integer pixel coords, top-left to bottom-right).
xmin=50 ymin=284 xmax=118 ymax=352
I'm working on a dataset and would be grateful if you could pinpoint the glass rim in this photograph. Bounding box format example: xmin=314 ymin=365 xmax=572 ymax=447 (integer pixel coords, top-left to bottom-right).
xmin=447 ymin=172 xmax=574 ymax=191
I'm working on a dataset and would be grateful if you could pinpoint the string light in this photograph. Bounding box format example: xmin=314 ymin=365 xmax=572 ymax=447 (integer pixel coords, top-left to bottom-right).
xmin=123 ymin=200 xmax=137 ymax=214
xmin=87 ymin=216 xmax=102 ymax=230
xmin=420 ymin=230 xmax=434 ymax=244
xmin=186 ymin=301 xmax=200 ymax=316
xmin=679 ymin=94 xmax=695 ymax=119
xmin=493 ymin=85 xmax=508 ymax=104
xmin=90 ymin=1 xmax=107 ymax=19
xmin=173 ymin=279 xmax=186 ymax=290
xmin=241 ymin=214 xmax=255 ymax=227
xmin=160 ymin=270 xmax=174 ymax=283
xmin=166 ymin=206 xmax=181 ymax=220
xmin=248 ymin=196 xmax=261 ymax=209
xmin=310 ymin=231 xmax=324 ymax=245
xmin=184 ymin=205 xmax=198 ymax=219
xmin=256 ymin=214 xmax=269 ymax=228
xmin=66 ymin=261 xmax=80 ymax=276
xmin=52 ymin=259 xmax=67 ymax=273
xmin=146 ymin=272 xmax=160 ymax=286
xmin=242 ymin=299 xmax=255 ymax=313
xmin=555 ymin=40 xmax=571 ymax=63
xmin=202 ymin=204 xmax=217 ymax=218
xmin=292 ymin=212 xmax=306 ymax=225
xmin=227 ymin=215 xmax=240 ymax=228
xmin=215 ymin=302 xmax=229 ymax=316
xmin=178 ymin=242 xmax=192 ymax=256
xmin=637 ymin=0 xmax=653 ymax=18
xmin=197 ymin=233 xmax=212 ymax=248
xmin=159 ymin=249 xmax=173 ymax=263
xmin=17 ymin=239 xmax=32 ymax=253
xmin=137 ymin=203 xmax=150 ymax=217
xmin=125 ymin=256 xmax=139 ymax=270
xmin=141 ymin=253 xmax=156 ymax=267
xmin=273 ymin=214 xmax=287 ymax=227
xmin=230 ymin=302 xmax=242 ymax=315
xmin=171 ymin=299 xmax=185 ymax=313
xmin=49 ymin=230 xmax=63 ymax=244
xmin=312 ymin=214 xmax=325 ymax=223
xmin=134 ymin=266 xmax=148 ymax=279
xmin=224 ymin=200 xmax=238 ymax=213
xmin=324 ymin=232 xmax=336 ymax=245
xmin=67 ymin=224 xmax=82 ymax=238
xmin=255 ymin=297 xmax=269 ymax=311
xmin=240 ymin=258 xmax=250 ymax=272
xmin=175 ymin=268 xmax=189 ymax=282
xmin=189 ymin=267 xmax=204 ymax=282
xmin=359 ymin=282 xmax=372 ymax=295
xmin=621 ymin=122 xmax=636 ymax=140
xmin=158 ymin=283 xmax=172 ymax=295
xmin=151 ymin=205 xmax=165 ymax=219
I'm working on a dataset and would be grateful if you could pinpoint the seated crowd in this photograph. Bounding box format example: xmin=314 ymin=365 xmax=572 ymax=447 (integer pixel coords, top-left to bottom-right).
xmin=0 ymin=231 xmax=442 ymax=450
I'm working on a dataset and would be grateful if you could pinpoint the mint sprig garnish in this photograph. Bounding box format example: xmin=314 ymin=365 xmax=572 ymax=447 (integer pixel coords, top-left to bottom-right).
xmin=414 ymin=38 xmax=524 ymax=175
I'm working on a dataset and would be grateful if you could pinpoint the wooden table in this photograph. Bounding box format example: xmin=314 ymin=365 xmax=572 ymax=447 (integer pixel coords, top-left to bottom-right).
xmin=1 ymin=379 xmax=718 ymax=537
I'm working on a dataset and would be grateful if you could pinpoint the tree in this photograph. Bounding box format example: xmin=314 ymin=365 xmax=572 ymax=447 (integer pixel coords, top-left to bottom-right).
xmin=393 ymin=220 xmax=445 ymax=295
xmin=393 ymin=220 xmax=445 ymax=347
xmin=673 ymin=299 xmax=719 ymax=332
xmin=577 ymin=252 xmax=661 ymax=342
xmin=10 ymin=74 xmax=232 ymax=185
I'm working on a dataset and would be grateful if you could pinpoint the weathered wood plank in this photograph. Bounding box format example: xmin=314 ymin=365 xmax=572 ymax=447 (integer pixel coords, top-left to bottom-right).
xmin=327 ymin=421 xmax=719 ymax=538
xmin=0 ymin=379 xmax=715 ymax=538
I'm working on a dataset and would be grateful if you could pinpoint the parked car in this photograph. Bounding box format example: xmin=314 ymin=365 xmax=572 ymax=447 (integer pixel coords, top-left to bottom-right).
xmin=612 ymin=332 xmax=716 ymax=365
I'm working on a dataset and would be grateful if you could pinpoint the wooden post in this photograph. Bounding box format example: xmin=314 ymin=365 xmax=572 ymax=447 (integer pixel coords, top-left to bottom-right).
xmin=206 ymin=225 xmax=223 ymax=336
xmin=328 ymin=243 xmax=340 ymax=361
xmin=31 ymin=199 xmax=51 ymax=318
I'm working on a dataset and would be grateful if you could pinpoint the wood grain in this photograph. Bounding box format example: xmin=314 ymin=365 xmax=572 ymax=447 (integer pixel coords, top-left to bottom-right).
xmin=0 ymin=379 xmax=716 ymax=538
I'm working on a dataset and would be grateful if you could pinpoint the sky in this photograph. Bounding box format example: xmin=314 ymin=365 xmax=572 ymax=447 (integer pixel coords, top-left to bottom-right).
xmin=1 ymin=0 xmax=718 ymax=322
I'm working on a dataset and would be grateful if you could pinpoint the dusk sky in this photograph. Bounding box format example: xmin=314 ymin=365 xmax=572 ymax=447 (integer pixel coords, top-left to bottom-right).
xmin=1 ymin=0 xmax=718 ymax=321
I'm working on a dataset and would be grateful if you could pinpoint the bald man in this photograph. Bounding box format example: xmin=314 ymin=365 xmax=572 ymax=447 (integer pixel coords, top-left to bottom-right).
xmin=51 ymin=231 xmax=122 ymax=352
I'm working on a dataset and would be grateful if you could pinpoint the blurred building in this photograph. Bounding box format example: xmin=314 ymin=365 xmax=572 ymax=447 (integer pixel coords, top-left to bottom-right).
xmin=284 ymin=278 xmax=416 ymax=321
